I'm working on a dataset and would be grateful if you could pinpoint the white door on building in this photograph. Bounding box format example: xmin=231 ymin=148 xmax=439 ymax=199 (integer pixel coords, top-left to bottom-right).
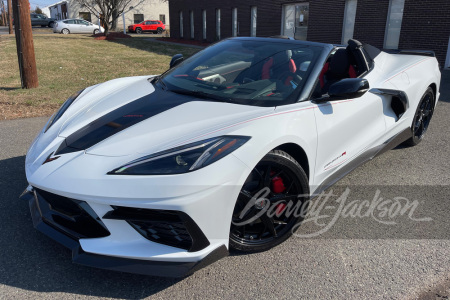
xmin=282 ymin=3 xmax=309 ymax=40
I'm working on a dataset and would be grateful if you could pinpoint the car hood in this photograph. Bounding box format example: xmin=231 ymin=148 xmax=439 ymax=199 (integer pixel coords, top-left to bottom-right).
xmin=37 ymin=76 xmax=274 ymax=158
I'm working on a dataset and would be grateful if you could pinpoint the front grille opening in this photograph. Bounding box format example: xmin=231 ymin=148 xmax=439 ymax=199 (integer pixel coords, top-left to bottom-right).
xmin=35 ymin=188 xmax=110 ymax=239
xmin=129 ymin=220 xmax=193 ymax=251
xmin=103 ymin=207 xmax=210 ymax=252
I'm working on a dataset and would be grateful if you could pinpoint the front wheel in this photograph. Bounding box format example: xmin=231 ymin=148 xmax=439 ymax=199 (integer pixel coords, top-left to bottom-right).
xmin=93 ymin=29 xmax=99 ymax=35
xmin=404 ymin=87 xmax=435 ymax=147
xmin=62 ymin=28 xmax=69 ymax=34
xmin=229 ymin=150 xmax=309 ymax=252
xmin=157 ymin=27 xmax=163 ymax=34
xmin=136 ymin=27 xmax=142 ymax=34
xmin=48 ymin=22 xmax=54 ymax=28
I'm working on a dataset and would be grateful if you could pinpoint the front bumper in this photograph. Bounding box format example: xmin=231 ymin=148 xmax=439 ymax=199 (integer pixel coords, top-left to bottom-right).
xmin=21 ymin=188 xmax=228 ymax=277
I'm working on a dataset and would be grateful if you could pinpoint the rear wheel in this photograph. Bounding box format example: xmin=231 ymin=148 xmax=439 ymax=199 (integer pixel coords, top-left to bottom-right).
xmin=229 ymin=150 xmax=309 ymax=252
xmin=404 ymin=87 xmax=435 ymax=146
xmin=157 ymin=27 xmax=163 ymax=34
xmin=136 ymin=27 xmax=142 ymax=34
xmin=62 ymin=28 xmax=69 ymax=34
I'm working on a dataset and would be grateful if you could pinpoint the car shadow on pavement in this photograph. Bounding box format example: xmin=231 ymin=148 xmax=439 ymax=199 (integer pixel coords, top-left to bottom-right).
xmin=0 ymin=156 xmax=182 ymax=299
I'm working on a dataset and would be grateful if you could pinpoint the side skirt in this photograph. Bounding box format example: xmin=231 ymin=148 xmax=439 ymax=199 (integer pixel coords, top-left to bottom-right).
xmin=312 ymin=127 xmax=412 ymax=196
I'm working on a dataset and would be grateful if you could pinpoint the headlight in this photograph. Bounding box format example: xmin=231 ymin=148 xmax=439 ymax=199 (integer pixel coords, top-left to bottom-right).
xmin=109 ymin=136 xmax=250 ymax=175
xmin=45 ymin=89 xmax=84 ymax=132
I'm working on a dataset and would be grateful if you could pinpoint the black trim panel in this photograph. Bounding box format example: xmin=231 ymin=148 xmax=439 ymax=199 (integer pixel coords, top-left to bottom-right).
xmin=103 ymin=207 xmax=211 ymax=252
xmin=25 ymin=191 xmax=228 ymax=277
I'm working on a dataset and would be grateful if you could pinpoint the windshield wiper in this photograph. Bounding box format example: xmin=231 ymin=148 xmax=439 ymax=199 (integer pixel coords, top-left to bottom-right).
xmin=169 ymin=89 xmax=233 ymax=102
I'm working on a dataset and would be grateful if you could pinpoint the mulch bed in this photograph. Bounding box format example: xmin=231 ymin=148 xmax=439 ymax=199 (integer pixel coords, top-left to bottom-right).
xmin=156 ymin=37 xmax=210 ymax=47
xmin=92 ymin=32 xmax=132 ymax=40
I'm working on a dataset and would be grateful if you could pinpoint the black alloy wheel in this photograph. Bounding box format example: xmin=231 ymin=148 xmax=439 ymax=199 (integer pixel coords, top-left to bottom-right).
xmin=230 ymin=150 xmax=309 ymax=252
xmin=405 ymin=87 xmax=435 ymax=146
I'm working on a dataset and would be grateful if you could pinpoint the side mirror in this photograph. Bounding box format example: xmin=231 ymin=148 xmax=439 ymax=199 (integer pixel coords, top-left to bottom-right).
xmin=328 ymin=78 xmax=369 ymax=100
xmin=170 ymin=54 xmax=184 ymax=69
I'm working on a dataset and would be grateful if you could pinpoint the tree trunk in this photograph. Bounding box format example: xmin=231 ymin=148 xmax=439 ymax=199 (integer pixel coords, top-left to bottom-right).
xmin=111 ymin=8 xmax=118 ymax=30
xmin=7 ymin=0 xmax=13 ymax=34
xmin=12 ymin=0 xmax=38 ymax=89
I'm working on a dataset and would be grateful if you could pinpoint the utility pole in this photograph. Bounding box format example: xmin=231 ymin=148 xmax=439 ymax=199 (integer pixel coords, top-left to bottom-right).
xmin=7 ymin=0 xmax=13 ymax=34
xmin=12 ymin=0 xmax=38 ymax=89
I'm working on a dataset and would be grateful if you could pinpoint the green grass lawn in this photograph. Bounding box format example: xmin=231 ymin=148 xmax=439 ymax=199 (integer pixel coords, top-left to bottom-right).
xmin=0 ymin=34 xmax=198 ymax=119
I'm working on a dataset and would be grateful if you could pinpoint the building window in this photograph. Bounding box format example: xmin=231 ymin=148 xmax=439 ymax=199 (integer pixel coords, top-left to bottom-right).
xmin=202 ymin=10 xmax=206 ymax=40
xmin=79 ymin=12 xmax=91 ymax=22
xmin=134 ymin=14 xmax=144 ymax=24
xmin=216 ymin=9 xmax=221 ymax=40
xmin=445 ymin=36 xmax=450 ymax=69
xmin=190 ymin=11 xmax=194 ymax=39
xmin=232 ymin=8 xmax=238 ymax=37
xmin=342 ymin=0 xmax=357 ymax=44
xmin=159 ymin=14 xmax=166 ymax=24
xmin=250 ymin=6 xmax=257 ymax=37
xmin=180 ymin=11 xmax=184 ymax=38
xmin=384 ymin=0 xmax=405 ymax=49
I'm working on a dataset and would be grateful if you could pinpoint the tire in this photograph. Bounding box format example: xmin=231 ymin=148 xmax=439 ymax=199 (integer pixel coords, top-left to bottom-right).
xmin=404 ymin=87 xmax=435 ymax=147
xmin=136 ymin=27 xmax=142 ymax=34
xmin=157 ymin=27 xmax=163 ymax=34
xmin=229 ymin=150 xmax=309 ymax=252
xmin=62 ymin=28 xmax=70 ymax=34
xmin=93 ymin=29 xmax=99 ymax=35
xmin=48 ymin=22 xmax=54 ymax=28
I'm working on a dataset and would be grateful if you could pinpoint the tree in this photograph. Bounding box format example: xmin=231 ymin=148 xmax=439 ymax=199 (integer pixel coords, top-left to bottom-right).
xmin=73 ymin=0 xmax=144 ymax=35
xmin=34 ymin=6 xmax=42 ymax=14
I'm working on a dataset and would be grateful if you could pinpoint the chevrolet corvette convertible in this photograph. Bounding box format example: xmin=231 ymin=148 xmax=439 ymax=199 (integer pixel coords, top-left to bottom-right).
xmin=21 ymin=37 xmax=441 ymax=277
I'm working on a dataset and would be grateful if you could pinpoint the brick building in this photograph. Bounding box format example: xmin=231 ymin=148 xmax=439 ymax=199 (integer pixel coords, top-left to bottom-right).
xmin=169 ymin=0 xmax=450 ymax=68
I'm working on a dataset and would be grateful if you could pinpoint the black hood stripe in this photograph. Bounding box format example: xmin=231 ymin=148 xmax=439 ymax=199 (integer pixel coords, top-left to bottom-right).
xmin=55 ymin=87 xmax=198 ymax=155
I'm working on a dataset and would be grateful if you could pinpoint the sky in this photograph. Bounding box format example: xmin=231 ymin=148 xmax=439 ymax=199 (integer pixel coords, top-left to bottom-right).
xmin=2 ymin=0 xmax=56 ymax=10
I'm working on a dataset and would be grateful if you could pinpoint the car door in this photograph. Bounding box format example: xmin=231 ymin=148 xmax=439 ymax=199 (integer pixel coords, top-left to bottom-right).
xmin=143 ymin=21 xmax=152 ymax=31
xmin=37 ymin=15 xmax=46 ymax=25
xmin=78 ymin=19 xmax=91 ymax=33
xmin=150 ymin=21 xmax=158 ymax=31
xmin=71 ymin=20 xmax=85 ymax=33
xmin=312 ymin=78 xmax=386 ymax=189
xmin=30 ymin=14 xmax=37 ymax=26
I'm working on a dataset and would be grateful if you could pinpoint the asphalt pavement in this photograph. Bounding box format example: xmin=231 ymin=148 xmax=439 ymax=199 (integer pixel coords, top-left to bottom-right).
xmin=0 ymin=72 xmax=449 ymax=299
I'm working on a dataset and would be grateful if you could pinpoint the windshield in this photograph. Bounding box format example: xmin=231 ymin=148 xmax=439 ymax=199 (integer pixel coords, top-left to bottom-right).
xmin=158 ymin=39 xmax=323 ymax=107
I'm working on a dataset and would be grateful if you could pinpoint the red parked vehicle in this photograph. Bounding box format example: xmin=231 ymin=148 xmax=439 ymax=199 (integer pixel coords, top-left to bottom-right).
xmin=128 ymin=20 xmax=165 ymax=34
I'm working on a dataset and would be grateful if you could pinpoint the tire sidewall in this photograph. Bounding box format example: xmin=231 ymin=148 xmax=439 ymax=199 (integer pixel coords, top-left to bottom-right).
xmin=408 ymin=87 xmax=434 ymax=146
xmin=229 ymin=150 xmax=309 ymax=253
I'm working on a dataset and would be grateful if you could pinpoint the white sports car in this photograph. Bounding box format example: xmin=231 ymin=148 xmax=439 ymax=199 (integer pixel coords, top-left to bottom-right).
xmin=21 ymin=37 xmax=441 ymax=277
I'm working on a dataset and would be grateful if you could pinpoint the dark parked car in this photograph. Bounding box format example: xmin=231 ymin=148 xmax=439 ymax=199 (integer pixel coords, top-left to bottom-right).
xmin=30 ymin=13 xmax=56 ymax=28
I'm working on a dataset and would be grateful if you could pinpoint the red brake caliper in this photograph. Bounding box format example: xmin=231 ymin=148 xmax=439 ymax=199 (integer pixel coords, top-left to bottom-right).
xmin=272 ymin=174 xmax=287 ymax=215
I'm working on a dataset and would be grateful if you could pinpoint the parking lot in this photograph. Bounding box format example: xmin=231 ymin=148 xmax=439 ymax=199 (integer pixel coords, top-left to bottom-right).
xmin=0 ymin=71 xmax=449 ymax=299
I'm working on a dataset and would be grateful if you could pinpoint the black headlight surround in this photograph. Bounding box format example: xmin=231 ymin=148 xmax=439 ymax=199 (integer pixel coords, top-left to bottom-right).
xmin=45 ymin=89 xmax=84 ymax=133
xmin=108 ymin=135 xmax=251 ymax=175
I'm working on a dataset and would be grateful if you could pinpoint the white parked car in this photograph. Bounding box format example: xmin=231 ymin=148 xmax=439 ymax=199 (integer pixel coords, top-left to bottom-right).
xmin=53 ymin=19 xmax=105 ymax=34
xmin=21 ymin=37 xmax=441 ymax=277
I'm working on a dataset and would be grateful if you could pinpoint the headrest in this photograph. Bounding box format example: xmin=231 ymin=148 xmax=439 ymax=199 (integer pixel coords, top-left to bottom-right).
xmin=328 ymin=49 xmax=350 ymax=77
xmin=347 ymin=39 xmax=362 ymax=51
